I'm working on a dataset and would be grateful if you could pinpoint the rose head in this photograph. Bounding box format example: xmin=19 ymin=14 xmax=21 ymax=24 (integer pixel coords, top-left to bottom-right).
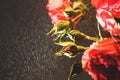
xmin=46 ymin=0 xmax=71 ymax=24
xmin=91 ymin=0 xmax=120 ymax=36
xmin=82 ymin=38 xmax=120 ymax=80
xmin=96 ymin=9 xmax=120 ymax=36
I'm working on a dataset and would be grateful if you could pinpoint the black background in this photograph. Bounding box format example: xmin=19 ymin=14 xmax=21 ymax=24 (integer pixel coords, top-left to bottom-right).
xmin=0 ymin=0 xmax=109 ymax=80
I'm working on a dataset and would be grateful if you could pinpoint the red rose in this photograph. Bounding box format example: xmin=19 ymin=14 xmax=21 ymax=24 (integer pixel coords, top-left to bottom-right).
xmin=82 ymin=38 xmax=120 ymax=80
xmin=96 ymin=9 xmax=120 ymax=35
xmin=91 ymin=0 xmax=120 ymax=35
xmin=46 ymin=0 xmax=71 ymax=24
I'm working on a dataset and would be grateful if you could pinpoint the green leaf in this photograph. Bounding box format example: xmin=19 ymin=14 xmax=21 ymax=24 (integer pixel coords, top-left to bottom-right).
xmin=56 ymin=20 xmax=71 ymax=31
xmin=64 ymin=7 xmax=75 ymax=17
xmin=73 ymin=1 xmax=88 ymax=10
xmin=46 ymin=25 xmax=57 ymax=35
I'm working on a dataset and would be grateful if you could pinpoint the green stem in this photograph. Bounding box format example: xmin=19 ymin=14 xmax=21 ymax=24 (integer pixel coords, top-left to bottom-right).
xmin=77 ymin=45 xmax=89 ymax=50
xmin=71 ymin=13 xmax=85 ymax=29
xmin=97 ymin=22 xmax=103 ymax=40
xmin=76 ymin=31 xmax=99 ymax=41
xmin=71 ymin=13 xmax=85 ymax=22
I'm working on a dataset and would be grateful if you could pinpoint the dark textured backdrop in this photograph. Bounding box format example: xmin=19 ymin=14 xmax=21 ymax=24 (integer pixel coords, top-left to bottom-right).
xmin=0 ymin=0 xmax=108 ymax=80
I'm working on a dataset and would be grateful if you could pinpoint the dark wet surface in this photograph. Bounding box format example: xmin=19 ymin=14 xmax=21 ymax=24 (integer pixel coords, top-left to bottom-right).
xmin=0 ymin=0 xmax=110 ymax=80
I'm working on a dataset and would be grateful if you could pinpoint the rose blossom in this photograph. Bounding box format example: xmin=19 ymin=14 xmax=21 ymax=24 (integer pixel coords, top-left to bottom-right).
xmin=82 ymin=38 xmax=120 ymax=80
xmin=96 ymin=9 xmax=120 ymax=35
xmin=91 ymin=0 xmax=120 ymax=36
xmin=46 ymin=0 xmax=71 ymax=24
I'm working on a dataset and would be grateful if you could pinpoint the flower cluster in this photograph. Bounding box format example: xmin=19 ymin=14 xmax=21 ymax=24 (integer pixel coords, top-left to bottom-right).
xmin=46 ymin=0 xmax=120 ymax=80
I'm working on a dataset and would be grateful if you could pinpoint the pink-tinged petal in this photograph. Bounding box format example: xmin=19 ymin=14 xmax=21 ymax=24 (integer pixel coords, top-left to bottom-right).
xmin=96 ymin=9 xmax=120 ymax=35
xmin=46 ymin=0 xmax=71 ymax=24
xmin=46 ymin=0 xmax=71 ymax=10
xmin=47 ymin=0 xmax=64 ymax=10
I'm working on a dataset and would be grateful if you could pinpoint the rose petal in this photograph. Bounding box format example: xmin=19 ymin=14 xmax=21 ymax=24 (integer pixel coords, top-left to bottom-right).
xmin=46 ymin=0 xmax=71 ymax=24
xmin=82 ymin=38 xmax=120 ymax=80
